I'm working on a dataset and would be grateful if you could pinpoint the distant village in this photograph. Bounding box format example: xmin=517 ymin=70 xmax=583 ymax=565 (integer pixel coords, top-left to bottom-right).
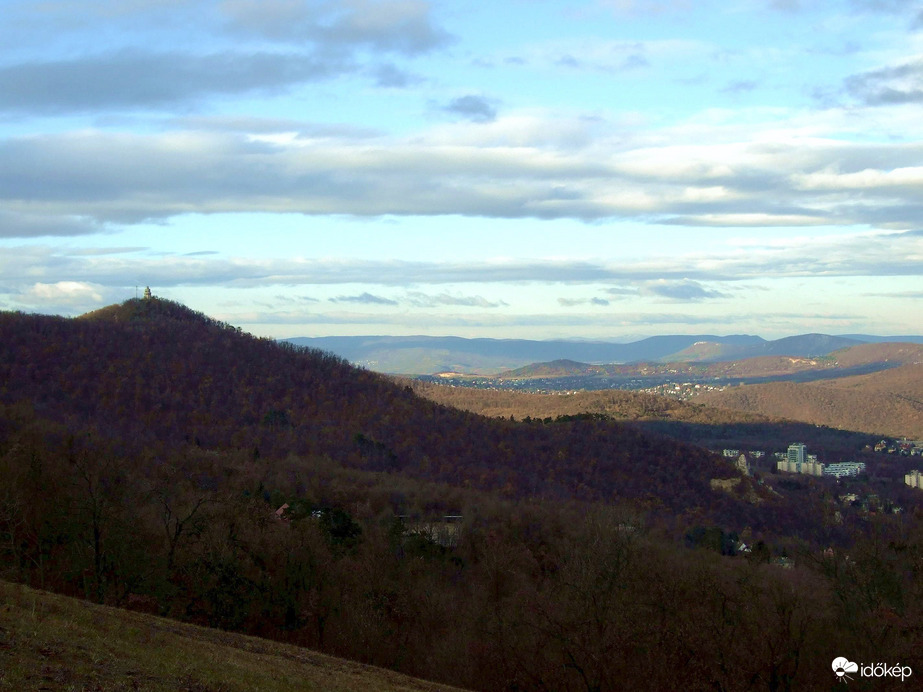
xmin=643 ymin=381 xmax=726 ymax=399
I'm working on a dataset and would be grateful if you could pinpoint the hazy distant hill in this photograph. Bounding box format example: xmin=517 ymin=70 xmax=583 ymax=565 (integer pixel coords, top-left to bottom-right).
xmin=498 ymin=341 xmax=923 ymax=382
xmin=840 ymin=334 xmax=923 ymax=344
xmin=285 ymin=334 xmax=765 ymax=374
xmin=827 ymin=342 xmax=923 ymax=368
xmin=661 ymin=333 xmax=863 ymax=363
xmin=499 ymin=354 xmax=842 ymax=381
xmin=286 ymin=333 xmax=922 ymax=375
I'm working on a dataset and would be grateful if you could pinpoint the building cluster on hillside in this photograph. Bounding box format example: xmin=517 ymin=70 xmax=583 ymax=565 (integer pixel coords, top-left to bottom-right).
xmin=905 ymin=470 xmax=923 ymax=489
xmin=719 ymin=449 xmax=767 ymax=477
xmin=722 ymin=449 xmax=765 ymax=459
xmin=644 ymin=381 xmax=726 ymax=399
xmin=774 ymin=443 xmax=866 ymax=478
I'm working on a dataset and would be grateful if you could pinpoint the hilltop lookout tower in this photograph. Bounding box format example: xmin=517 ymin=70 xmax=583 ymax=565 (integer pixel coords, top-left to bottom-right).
xmin=143 ymin=286 xmax=152 ymax=300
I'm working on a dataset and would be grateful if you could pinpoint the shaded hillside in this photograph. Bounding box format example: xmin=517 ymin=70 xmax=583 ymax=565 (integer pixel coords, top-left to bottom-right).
xmin=0 ymin=299 xmax=757 ymax=519
xmin=0 ymin=580 xmax=466 ymax=692
xmin=698 ymin=364 xmax=923 ymax=439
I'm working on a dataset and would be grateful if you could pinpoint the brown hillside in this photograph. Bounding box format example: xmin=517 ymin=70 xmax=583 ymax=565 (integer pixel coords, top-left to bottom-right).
xmin=702 ymin=355 xmax=832 ymax=378
xmin=406 ymin=380 xmax=885 ymax=459
xmin=828 ymin=342 xmax=923 ymax=368
xmin=698 ymin=364 xmax=923 ymax=438
xmin=822 ymin=362 xmax=923 ymax=398
xmin=408 ymin=380 xmax=770 ymax=426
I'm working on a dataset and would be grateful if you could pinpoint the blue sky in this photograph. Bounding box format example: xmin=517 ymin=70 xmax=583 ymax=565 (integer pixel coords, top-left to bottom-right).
xmin=1 ymin=0 xmax=921 ymax=340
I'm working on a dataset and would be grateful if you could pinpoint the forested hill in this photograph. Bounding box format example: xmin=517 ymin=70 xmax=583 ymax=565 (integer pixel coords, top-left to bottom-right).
xmin=2 ymin=298 xmax=766 ymax=522
xmin=6 ymin=300 xmax=923 ymax=691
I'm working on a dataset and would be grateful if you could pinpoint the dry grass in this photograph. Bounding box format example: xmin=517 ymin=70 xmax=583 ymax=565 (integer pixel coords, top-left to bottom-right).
xmin=0 ymin=580 xmax=468 ymax=692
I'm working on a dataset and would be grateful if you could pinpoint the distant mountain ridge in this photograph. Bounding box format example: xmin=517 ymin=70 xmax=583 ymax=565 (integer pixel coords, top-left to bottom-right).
xmin=663 ymin=334 xmax=865 ymax=363
xmin=285 ymin=334 xmax=757 ymax=373
xmin=500 ymin=342 xmax=923 ymax=381
xmin=285 ymin=333 xmax=923 ymax=375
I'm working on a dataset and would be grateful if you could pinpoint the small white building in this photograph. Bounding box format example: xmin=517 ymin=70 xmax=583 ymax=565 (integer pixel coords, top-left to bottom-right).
xmin=736 ymin=454 xmax=750 ymax=476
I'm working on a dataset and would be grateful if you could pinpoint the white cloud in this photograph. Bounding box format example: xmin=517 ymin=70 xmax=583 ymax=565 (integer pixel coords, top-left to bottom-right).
xmin=405 ymin=291 xmax=507 ymax=307
xmin=23 ymin=280 xmax=99 ymax=300
xmin=793 ymin=166 xmax=923 ymax=190
xmin=13 ymin=281 xmax=124 ymax=314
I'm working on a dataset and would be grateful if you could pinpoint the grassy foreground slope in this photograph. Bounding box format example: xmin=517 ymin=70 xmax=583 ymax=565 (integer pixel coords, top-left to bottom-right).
xmin=0 ymin=580 xmax=466 ymax=692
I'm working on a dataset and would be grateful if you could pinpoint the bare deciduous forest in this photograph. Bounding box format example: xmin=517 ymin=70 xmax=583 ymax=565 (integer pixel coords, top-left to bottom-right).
xmin=2 ymin=299 xmax=922 ymax=691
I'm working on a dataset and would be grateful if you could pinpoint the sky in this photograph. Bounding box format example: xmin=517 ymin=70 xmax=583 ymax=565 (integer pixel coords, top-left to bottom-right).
xmin=1 ymin=0 xmax=922 ymax=341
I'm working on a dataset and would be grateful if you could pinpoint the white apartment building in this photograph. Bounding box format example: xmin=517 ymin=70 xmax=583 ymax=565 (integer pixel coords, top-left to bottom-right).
xmin=905 ymin=470 xmax=923 ymax=489
xmin=824 ymin=462 xmax=867 ymax=478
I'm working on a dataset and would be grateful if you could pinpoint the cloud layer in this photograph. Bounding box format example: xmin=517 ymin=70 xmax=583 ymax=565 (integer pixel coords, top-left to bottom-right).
xmin=3 ymin=229 xmax=919 ymax=289
xmin=3 ymin=118 xmax=923 ymax=232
